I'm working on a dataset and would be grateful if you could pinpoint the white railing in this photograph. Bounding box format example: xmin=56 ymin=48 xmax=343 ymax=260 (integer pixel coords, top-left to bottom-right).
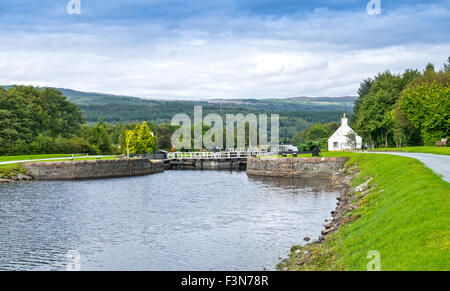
xmin=167 ymin=151 xmax=275 ymax=160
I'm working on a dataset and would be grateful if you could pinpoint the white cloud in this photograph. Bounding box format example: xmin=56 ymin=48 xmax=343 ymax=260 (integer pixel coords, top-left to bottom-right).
xmin=0 ymin=4 xmax=449 ymax=99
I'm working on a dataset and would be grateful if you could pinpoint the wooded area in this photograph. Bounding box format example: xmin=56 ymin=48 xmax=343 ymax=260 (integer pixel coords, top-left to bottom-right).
xmin=290 ymin=57 xmax=450 ymax=149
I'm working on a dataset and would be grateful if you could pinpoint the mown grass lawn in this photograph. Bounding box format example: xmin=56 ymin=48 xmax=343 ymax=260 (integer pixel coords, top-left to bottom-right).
xmin=280 ymin=152 xmax=450 ymax=271
xmin=0 ymin=154 xmax=84 ymax=162
xmin=368 ymin=146 xmax=450 ymax=156
xmin=30 ymin=156 xmax=119 ymax=162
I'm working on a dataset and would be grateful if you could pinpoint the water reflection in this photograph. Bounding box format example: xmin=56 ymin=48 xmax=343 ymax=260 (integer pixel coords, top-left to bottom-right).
xmin=248 ymin=175 xmax=334 ymax=188
xmin=0 ymin=171 xmax=338 ymax=271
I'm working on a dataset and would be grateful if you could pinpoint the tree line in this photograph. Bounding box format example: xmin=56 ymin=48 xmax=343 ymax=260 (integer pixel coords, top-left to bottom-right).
xmin=0 ymin=86 xmax=179 ymax=155
xmin=353 ymin=57 xmax=449 ymax=147
xmin=290 ymin=57 xmax=449 ymax=149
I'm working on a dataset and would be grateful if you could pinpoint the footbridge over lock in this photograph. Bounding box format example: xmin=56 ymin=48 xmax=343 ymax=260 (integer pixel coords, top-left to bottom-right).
xmin=166 ymin=149 xmax=275 ymax=170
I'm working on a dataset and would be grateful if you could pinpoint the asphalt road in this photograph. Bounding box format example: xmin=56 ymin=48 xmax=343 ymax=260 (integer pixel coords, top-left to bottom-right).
xmin=373 ymin=152 xmax=450 ymax=183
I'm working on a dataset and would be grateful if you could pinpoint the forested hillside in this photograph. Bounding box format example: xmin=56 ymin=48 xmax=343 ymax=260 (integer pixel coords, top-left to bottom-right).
xmin=0 ymin=85 xmax=354 ymax=141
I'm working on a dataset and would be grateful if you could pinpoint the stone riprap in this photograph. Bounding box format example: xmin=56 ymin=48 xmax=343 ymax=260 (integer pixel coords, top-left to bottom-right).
xmin=247 ymin=157 xmax=349 ymax=177
xmin=22 ymin=159 xmax=165 ymax=181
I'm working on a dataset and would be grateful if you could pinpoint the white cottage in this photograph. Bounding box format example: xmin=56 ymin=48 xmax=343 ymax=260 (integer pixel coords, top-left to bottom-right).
xmin=328 ymin=114 xmax=362 ymax=151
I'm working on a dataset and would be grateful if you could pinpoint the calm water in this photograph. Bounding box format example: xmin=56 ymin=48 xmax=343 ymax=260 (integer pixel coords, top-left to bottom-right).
xmin=0 ymin=171 xmax=338 ymax=271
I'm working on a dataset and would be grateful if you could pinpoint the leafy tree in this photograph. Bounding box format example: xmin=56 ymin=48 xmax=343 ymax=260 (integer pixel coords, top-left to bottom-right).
xmin=0 ymin=86 xmax=85 ymax=155
xmin=80 ymin=119 xmax=113 ymax=154
xmin=291 ymin=122 xmax=340 ymax=150
xmin=306 ymin=123 xmax=330 ymax=141
xmin=125 ymin=128 xmax=138 ymax=155
xmin=399 ymin=75 xmax=450 ymax=145
xmin=124 ymin=122 xmax=157 ymax=154
xmin=424 ymin=63 xmax=436 ymax=74
xmin=154 ymin=123 xmax=179 ymax=150
xmin=324 ymin=122 xmax=339 ymax=134
xmin=136 ymin=122 xmax=156 ymax=154
xmin=444 ymin=56 xmax=450 ymax=72
xmin=353 ymin=70 xmax=420 ymax=147
xmin=352 ymin=78 xmax=374 ymax=124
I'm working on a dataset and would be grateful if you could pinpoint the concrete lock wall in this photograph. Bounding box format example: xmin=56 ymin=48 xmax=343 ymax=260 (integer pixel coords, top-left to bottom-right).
xmin=247 ymin=157 xmax=349 ymax=177
xmin=22 ymin=159 xmax=165 ymax=181
xmin=169 ymin=159 xmax=246 ymax=170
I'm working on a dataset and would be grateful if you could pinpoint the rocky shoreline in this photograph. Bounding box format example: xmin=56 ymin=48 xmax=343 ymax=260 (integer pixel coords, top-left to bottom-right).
xmin=0 ymin=173 xmax=33 ymax=183
xmin=277 ymin=165 xmax=374 ymax=270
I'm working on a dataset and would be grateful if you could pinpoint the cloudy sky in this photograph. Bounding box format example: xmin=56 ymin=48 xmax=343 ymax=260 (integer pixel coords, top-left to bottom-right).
xmin=0 ymin=0 xmax=449 ymax=99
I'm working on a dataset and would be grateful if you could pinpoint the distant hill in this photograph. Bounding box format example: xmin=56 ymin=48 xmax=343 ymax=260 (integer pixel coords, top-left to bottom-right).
xmin=1 ymin=85 xmax=355 ymax=110
xmin=1 ymin=85 xmax=356 ymax=140
xmin=204 ymin=96 xmax=356 ymax=111
xmin=1 ymin=85 xmax=161 ymax=106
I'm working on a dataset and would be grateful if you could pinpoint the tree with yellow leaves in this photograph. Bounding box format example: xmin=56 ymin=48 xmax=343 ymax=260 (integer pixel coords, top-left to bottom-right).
xmin=125 ymin=122 xmax=157 ymax=154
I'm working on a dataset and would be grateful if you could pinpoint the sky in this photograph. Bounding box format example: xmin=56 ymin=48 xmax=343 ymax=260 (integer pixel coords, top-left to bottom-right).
xmin=0 ymin=0 xmax=449 ymax=99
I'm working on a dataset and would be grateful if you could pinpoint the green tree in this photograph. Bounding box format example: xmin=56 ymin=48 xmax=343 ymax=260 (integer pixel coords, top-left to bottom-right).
xmin=306 ymin=123 xmax=330 ymax=141
xmin=444 ymin=56 xmax=450 ymax=72
xmin=399 ymin=79 xmax=449 ymax=145
xmin=79 ymin=119 xmax=113 ymax=154
xmin=353 ymin=70 xmax=420 ymax=147
xmin=424 ymin=63 xmax=436 ymax=74
xmin=125 ymin=128 xmax=138 ymax=155
xmin=96 ymin=120 xmax=113 ymax=154
xmin=155 ymin=123 xmax=179 ymax=150
xmin=352 ymin=78 xmax=374 ymax=124
xmin=0 ymin=86 xmax=84 ymax=155
xmin=124 ymin=122 xmax=157 ymax=154
xmin=291 ymin=122 xmax=338 ymax=151
xmin=136 ymin=122 xmax=157 ymax=154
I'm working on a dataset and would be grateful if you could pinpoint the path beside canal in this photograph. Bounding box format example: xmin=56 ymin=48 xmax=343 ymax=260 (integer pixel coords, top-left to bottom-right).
xmin=371 ymin=152 xmax=450 ymax=183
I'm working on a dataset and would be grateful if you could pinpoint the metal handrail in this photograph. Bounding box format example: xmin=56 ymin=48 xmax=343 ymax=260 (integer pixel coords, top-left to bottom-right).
xmin=167 ymin=151 xmax=275 ymax=160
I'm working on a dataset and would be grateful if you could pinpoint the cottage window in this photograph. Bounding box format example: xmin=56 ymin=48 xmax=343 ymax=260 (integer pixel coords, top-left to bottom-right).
xmin=333 ymin=142 xmax=339 ymax=148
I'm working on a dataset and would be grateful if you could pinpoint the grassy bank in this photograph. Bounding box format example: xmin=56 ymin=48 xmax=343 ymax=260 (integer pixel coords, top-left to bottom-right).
xmin=368 ymin=146 xmax=449 ymax=156
xmin=0 ymin=164 xmax=28 ymax=178
xmin=0 ymin=154 xmax=84 ymax=162
xmin=278 ymin=152 xmax=450 ymax=271
xmin=29 ymin=156 xmax=119 ymax=162
xmin=0 ymin=155 xmax=118 ymax=178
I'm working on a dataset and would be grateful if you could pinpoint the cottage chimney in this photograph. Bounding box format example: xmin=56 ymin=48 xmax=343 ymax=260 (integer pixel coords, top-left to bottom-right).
xmin=342 ymin=114 xmax=348 ymax=126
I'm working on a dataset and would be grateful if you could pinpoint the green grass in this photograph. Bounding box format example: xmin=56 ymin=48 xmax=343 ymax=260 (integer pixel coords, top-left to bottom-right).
xmin=258 ymin=154 xmax=313 ymax=158
xmin=368 ymin=146 xmax=450 ymax=156
xmin=0 ymin=156 xmax=119 ymax=175
xmin=0 ymin=164 xmax=28 ymax=178
xmin=279 ymin=152 xmax=450 ymax=271
xmin=0 ymin=154 xmax=85 ymax=162
xmin=31 ymin=157 xmax=119 ymax=162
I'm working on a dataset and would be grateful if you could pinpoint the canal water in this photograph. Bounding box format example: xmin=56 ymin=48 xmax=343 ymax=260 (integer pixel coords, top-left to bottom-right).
xmin=0 ymin=171 xmax=339 ymax=271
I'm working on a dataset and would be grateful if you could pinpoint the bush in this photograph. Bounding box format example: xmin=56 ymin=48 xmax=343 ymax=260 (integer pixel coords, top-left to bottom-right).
xmin=27 ymin=135 xmax=96 ymax=155
xmin=297 ymin=140 xmax=321 ymax=151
